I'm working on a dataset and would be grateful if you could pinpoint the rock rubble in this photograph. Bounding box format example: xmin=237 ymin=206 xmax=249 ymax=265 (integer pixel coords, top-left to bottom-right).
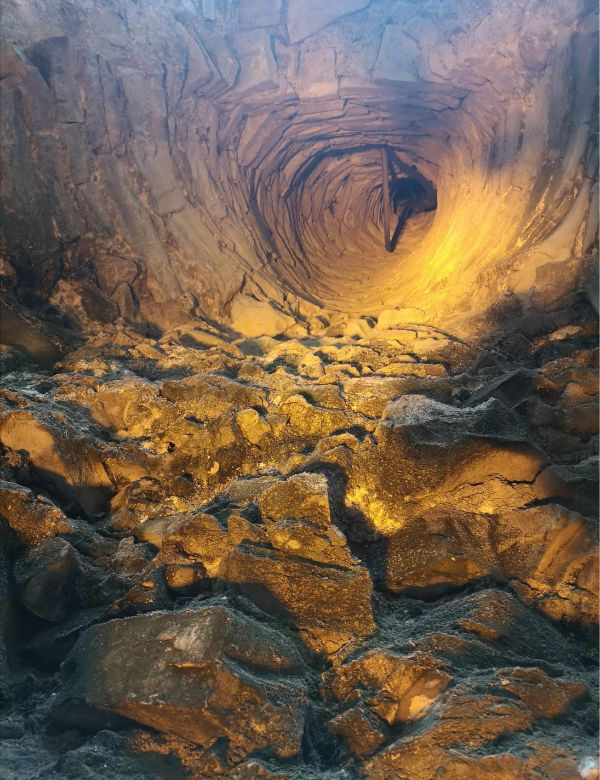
xmin=0 ymin=0 xmax=597 ymax=777
xmin=0 ymin=308 xmax=597 ymax=778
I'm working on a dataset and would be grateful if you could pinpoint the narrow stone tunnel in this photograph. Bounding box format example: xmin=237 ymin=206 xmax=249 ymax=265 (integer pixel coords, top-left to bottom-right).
xmin=0 ymin=1 xmax=598 ymax=779
xmin=0 ymin=0 xmax=597 ymax=334
xmin=248 ymin=136 xmax=439 ymax=309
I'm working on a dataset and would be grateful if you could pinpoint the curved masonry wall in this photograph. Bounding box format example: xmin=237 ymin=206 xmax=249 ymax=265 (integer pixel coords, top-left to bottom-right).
xmin=0 ymin=0 xmax=598 ymax=335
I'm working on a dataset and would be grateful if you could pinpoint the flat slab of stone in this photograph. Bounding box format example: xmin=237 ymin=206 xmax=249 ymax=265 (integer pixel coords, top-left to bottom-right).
xmin=374 ymin=25 xmax=420 ymax=84
xmin=219 ymin=543 xmax=375 ymax=653
xmin=287 ymin=0 xmax=370 ymax=43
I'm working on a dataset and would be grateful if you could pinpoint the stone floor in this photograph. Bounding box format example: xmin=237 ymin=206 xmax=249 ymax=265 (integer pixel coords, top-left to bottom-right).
xmin=0 ymin=300 xmax=597 ymax=779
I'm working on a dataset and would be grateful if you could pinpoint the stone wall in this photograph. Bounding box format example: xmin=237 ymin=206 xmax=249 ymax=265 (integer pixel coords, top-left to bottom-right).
xmin=1 ymin=0 xmax=597 ymax=334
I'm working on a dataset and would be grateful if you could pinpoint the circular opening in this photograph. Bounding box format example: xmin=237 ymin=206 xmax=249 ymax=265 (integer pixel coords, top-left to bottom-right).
xmin=256 ymin=143 xmax=438 ymax=310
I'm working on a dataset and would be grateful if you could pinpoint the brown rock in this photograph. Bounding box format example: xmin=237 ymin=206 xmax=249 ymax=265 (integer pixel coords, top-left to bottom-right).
xmin=345 ymin=395 xmax=558 ymax=537
xmin=14 ymin=537 xmax=82 ymax=621
xmin=219 ymin=544 xmax=375 ymax=654
xmin=259 ymin=473 xmax=331 ymax=527
xmin=384 ymin=503 xmax=598 ymax=623
xmin=236 ymin=408 xmax=272 ymax=445
xmin=494 ymin=667 xmax=587 ymax=719
xmin=329 ymin=705 xmax=386 ymax=758
xmin=328 ymin=650 xmax=451 ymax=726
xmin=364 ymin=692 xmax=534 ymax=779
xmin=54 ymin=606 xmax=306 ymax=762
xmin=0 ymin=410 xmax=113 ymax=517
xmin=0 ymin=481 xmax=74 ymax=545
xmin=160 ymin=512 xmax=229 ymax=578
xmin=342 ymin=376 xmax=452 ymax=418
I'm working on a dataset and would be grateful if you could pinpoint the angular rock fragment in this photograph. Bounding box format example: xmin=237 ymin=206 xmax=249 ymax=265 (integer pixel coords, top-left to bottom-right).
xmin=0 ymin=481 xmax=74 ymax=545
xmin=384 ymin=502 xmax=598 ymax=622
xmin=160 ymin=512 xmax=229 ymax=577
xmin=132 ymin=514 xmax=189 ymax=549
xmin=329 ymin=705 xmax=386 ymax=758
xmin=24 ymin=605 xmax=109 ymax=671
xmin=203 ymin=472 xmax=378 ymax=653
xmin=258 ymin=472 xmax=331 ymax=527
xmin=280 ymin=393 xmax=353 ymax=438
xmin=219 ymin=544 xmax=375 ymax=654
xmin=109 ymin=565 xmax=171 ymax=616
xmin=326 ymin=649 xmax=451 ymax=727
xmin=236 ymin=408 xmax=272 ymax=445
xmin=54 ymin=606 xmax=306 ymax=762
xmin=374 ymin=25 xmax=420 ymax=84
xmin=13 ymin=536 xmax=130 ymax=621
xmin=493 ymin=667 xmax=587 ymax=719
xmin=0 ymin=410 xmax=113 ymax=517
xmin=346 ymin=395 xmax=570 ymax=536
xmin=342 ymin=376 xmax=452 ymax=418
xmin=14 ymin=538 xmax=82 ymax=622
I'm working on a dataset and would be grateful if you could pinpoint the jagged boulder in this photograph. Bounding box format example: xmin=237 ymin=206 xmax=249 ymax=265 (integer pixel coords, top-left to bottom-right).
xmin=13 ymin=538 xmax=83 ymax=621
xmin=0 ymin=481 xmax=74 ymax=545
xmin=219 ymin=545 xmax=375 ymax=655
xmin=0 ymin=410 xmax=113 ymax=517
xmin=53 ymin=605 xmax=307 ymax=763
xmin=13 ymin=536 xmax=130 ymax=621
xmin=345 ymin=395 xmax=571 ymax=536
xmin=383 ymin=503 xmax=598 ymax=623
xmin=217 ymin=473 xmax=376 ymax=654
xmin=326 ymin=648 xmax=451 ymax=759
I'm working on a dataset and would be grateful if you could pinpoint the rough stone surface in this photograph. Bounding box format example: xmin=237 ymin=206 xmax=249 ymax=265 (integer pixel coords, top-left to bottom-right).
xmin=0 ymin=310 xmax=597 ymax=776
xmin=0 ymin=0 xmax=596 ymax=331
xmin=54 ymin=606 xmax=306 ymax=762
xmin=229 ymin=296 xmax=297 ymax=338
xmin=0 ymin=0 xmax=597 ymax=777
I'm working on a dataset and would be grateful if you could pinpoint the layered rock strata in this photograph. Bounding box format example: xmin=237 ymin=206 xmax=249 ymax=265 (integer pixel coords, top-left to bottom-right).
xmin=0 ymin=0 xmax=598 ymax=333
